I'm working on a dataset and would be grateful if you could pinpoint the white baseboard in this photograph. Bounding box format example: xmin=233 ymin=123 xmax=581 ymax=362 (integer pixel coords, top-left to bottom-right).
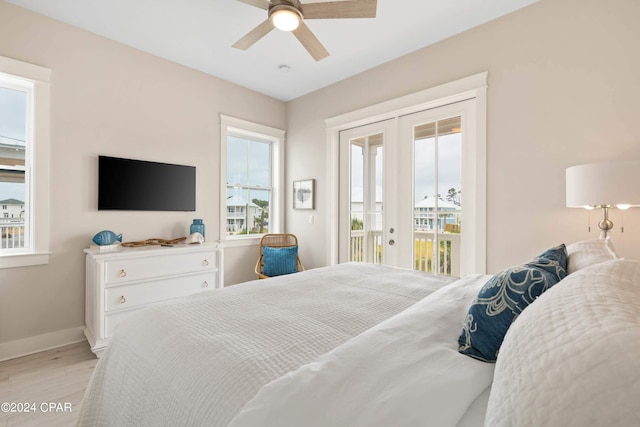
xmin=0 ymin=326 xmax=86 ymax=362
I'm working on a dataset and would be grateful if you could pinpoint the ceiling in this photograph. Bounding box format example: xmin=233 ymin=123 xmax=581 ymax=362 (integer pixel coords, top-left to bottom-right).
xmin=5 ymin=0 xmax=538 ymax=101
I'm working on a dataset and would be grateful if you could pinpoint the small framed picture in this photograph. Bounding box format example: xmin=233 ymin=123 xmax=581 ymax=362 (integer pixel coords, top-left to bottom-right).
xmin=293 ymin=179 xmax=314 ymax=210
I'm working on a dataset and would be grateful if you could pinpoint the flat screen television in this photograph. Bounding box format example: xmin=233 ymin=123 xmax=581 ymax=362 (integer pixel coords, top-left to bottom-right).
xmin=98 ymin=156 xmax=196 ymax=211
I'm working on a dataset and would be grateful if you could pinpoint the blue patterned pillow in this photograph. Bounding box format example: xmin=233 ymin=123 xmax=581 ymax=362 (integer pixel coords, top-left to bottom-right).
xmin=263 ymin=245 xmax=298 ymax=277
xmin=458 ymin=244 xmax=567 ymax=362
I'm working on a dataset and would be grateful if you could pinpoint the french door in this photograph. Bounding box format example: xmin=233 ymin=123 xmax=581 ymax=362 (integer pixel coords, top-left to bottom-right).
xmin=339 ymin=120 xmax=395 ymax=266
xmin=338 ymin=100 xmax=477 ymax=277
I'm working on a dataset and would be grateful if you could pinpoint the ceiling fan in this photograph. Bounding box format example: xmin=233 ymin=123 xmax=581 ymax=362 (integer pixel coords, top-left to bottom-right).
xmin=232 ymin=0 xmax=377 ymax=61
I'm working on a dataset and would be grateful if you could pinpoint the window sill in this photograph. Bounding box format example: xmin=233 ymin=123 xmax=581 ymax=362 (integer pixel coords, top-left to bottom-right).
xmin=222 ymin=236 xmax=262 ymax=248
xmin=0 ymin=252 xmax=51 ymax=269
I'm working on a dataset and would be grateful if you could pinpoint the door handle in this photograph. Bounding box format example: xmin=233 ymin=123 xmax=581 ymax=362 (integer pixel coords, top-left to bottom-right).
xmin=388 ymin=239 xmax=395 ymax=246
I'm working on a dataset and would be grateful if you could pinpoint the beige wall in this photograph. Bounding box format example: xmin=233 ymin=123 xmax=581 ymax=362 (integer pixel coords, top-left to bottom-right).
xmin=0 ymin=2 xmax=285 ymax=348
xmin=286 ymin=0 xmax=640 ymax=272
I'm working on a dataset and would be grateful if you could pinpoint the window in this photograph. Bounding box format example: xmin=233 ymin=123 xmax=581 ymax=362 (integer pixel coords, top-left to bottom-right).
xmin=220 ymin=115 xmax=284 ymax=244
xmin=0 ymin=56 xmax=50 ymax=268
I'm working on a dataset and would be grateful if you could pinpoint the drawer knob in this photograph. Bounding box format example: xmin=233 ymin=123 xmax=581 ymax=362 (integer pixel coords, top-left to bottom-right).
xmin=119 ymin=269 xmax=127 ymax=278
xmin=203 ymin=281 xmax=209 ymax=288
xmin=119 ymin=296 xmax=126 ymax=304
xmin=202 ymin=259 xmax=209 ymax=267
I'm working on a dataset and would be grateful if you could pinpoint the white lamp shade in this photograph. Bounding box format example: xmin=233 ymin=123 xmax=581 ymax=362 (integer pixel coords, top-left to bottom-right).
xmin=566 ymin=160 xmax=640 ymax=208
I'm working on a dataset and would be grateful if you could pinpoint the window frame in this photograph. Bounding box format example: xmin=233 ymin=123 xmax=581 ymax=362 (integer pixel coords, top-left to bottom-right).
xmin=219 ymin=115 xmax=285 ymax=247
xmin=0 ymin=56 xmax=50 ymax=269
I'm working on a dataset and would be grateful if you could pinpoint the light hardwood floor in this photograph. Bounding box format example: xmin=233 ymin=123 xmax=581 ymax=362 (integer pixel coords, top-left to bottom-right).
xmin=0 ymin=341 xmax=97 ymax=427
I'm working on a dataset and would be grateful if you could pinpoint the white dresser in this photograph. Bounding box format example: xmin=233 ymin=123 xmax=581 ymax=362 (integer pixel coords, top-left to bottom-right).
xmin=84 ymin=243 xmax=223 ymax=356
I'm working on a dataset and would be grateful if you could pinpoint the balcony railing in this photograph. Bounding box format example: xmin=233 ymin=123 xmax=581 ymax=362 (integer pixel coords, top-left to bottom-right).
xmin=1 ymin=222 xmax=25 ymax=249
xmin=350 ymin=229 xmax=461 ymax=276
xmin=349 ymin=230 xmax=383 ymax=264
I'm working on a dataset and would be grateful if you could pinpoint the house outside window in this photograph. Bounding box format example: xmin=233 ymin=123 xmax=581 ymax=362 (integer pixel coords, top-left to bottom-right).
xmin=220 ymin=115 xmax=284 ymax=244
xmin=0 ymin=56 xmax=51 ymax=268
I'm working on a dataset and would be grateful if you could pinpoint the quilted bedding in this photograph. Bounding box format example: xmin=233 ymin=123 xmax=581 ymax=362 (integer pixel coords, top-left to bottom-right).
xmin=227 ymin=273 xmax=495 ymax=427
xmin=77 ymin=263 xmax=455 ymax=427
xmin=486 ymin=259 xmax=640 ymax=426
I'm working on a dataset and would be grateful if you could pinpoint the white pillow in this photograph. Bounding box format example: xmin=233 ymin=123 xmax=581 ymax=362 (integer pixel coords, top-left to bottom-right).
xmin=566 ymin=238 xmax=618 ymax=274
xmin=485 ymin=259 xmax=640 ymax=426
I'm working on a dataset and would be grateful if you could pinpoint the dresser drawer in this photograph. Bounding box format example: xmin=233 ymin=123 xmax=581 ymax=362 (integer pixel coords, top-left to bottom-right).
xmin=105 ymin=272 xmax=216 ymax=312
xmin=104 ymin=251 xmax=218 ymax=284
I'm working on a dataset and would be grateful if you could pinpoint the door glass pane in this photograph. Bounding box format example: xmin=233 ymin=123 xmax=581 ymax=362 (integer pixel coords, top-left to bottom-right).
xmin=0 ymin=86 xmax=27 ymax=249
xmin=350 ymin=142 xmax=364 ymax=261
xmin=372 ymin=143 xmax=383 ymax=264
xmin=349 ymin=134 xmax=383 ymax=264
xmin=437 ymin=117 xmax=462 ymax=276
xmin=413 ymin=116 xmax=462 ymax=276
xmin=414 ymin=123 xmax=436 ymax=272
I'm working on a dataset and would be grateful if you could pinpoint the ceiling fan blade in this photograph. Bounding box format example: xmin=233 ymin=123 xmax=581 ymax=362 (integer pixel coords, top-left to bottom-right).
xmin=301 ymin=0 xmax=377 ymax=19
xmin=237 ymin=0 xmax=270 ymax=10
xmin=292 ymin=21 xmax=329 ymax=61
xmin=232 ymin=19 xmax=275 ymax=50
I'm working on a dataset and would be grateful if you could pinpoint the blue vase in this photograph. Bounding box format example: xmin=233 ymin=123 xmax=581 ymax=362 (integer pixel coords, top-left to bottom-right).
xmin=190 ymin=219 xmax=205 ymax=237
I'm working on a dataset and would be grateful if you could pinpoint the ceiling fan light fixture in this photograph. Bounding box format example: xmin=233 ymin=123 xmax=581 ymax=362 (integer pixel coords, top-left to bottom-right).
xmin=271 ymin=7 xmax=301 ymax=32
xmin=234 ymin=0 xmax=378 ymax=61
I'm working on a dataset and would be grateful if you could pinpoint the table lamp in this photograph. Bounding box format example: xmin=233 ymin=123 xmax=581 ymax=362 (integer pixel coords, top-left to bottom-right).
xmin=566 ymin=160 xmax=640 ymax=238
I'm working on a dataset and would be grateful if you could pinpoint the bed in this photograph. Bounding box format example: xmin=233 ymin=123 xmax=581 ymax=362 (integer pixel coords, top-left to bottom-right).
xmin=77 ymin=240 xmax=640 ymax=426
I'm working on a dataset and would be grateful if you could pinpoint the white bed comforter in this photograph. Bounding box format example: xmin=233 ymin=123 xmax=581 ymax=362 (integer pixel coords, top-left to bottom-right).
xmin=77 ymin=263 xmax=456 ymax=427
xmin=227 ymin=273 xmax=495 ymax=427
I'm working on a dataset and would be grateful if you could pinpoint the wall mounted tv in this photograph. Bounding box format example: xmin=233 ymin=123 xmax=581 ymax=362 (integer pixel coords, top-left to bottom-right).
xmin=98 ymin=156 xmax=196 ymax=211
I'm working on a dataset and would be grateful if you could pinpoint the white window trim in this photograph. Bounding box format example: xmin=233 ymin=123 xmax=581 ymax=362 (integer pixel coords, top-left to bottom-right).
xmin=325 ymin=72 xmax=487 ymax=273
xmin=219 ymin=115 xmax=285 ymax=247
xmin=0 ymin=56 xmax=51 ymax=269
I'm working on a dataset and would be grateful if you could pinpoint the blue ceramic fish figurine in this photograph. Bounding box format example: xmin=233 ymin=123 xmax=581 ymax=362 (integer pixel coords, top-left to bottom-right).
xmin=92 ymin=230 xmax=123 ymax=246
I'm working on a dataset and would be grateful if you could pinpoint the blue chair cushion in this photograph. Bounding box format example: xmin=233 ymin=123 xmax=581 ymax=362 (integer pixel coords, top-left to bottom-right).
xmin=458 ymin=244 xmax=567 ymax=362
xmin=263 ymin=245 xmax=298 ymax=277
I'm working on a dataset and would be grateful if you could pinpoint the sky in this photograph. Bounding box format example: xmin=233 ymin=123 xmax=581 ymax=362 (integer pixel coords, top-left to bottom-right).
xmin=226 ymin=135 xmax=271 ymax=206
xmin=0 ymin=86 xmax=27 ymax=202
xmin=415 ymin=133 xmax=462 ymax=202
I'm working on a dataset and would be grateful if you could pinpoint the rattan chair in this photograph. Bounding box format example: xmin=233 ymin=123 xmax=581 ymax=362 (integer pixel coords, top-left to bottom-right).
xmin=255 ymin=233 xmax=305 ymax=279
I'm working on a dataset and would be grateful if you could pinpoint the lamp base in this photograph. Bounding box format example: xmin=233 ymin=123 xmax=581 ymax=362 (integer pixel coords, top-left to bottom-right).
xmin=598 ymin=206 xmax=613 ymax=238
